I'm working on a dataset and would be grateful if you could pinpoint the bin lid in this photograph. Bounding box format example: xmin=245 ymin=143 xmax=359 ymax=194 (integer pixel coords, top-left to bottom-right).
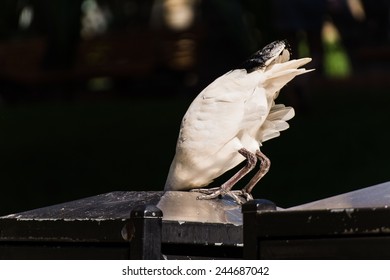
xmin=288 ymin=181 xmax=390 ymax=211
xmin=158 ymin=191 xmax=242 ymax=225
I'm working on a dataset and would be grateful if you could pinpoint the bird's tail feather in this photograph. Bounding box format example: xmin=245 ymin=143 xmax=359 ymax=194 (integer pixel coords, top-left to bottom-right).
xmin=264 ymin=69 xmax=311 ymax=98
xmin=259 ymin=104 xmax=295 ymax=143
xmin=257 ymin=57 xmax=312 ymax=143
xmin=270 ymin=57 xmax=312 ymax=73
xmin=269 ymin=104 xmax=295 ymax=121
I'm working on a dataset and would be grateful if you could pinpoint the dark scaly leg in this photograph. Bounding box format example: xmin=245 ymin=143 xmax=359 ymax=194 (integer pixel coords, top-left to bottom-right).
xmin=240 ymin=150 xmax=271 ymax=200
xmin=191 ymin=148 xmax=257 ymax=203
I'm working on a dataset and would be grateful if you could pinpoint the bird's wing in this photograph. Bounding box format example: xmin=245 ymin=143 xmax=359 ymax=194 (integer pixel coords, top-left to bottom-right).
xmin=177 ymin=69 xmax=267 ymax=156
xmin=165 ymin=69 xmax=269 ymax=189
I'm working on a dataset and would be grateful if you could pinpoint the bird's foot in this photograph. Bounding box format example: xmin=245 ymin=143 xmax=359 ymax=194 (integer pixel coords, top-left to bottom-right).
xmin=190 ymin=187 xmax=224 ymax=200
xmin=239 ymin=190 xmax=254 ymax=201
xmin=191 ymin=187 xmax=254 ymax=204
xmin=227 ymin=189 xmax=254 ymax=204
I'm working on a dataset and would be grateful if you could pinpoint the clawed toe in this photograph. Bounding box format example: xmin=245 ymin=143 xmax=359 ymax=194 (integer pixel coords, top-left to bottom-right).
xmin=228 ymin=190 xmax=253 ymax=204
xmin=190 ymin=187 xmax=221 ymax=195
xmin=242 ymin=191 xmax=254 ymax=201
xmin=190 ymin=187 xmax=224 ymax=200
xmin=191 ymin=187 xmax=254 ymax=204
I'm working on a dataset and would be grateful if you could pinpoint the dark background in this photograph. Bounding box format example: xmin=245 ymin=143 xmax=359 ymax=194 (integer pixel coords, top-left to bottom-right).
xmin=0 ymin=0 xmax=390 ymax=216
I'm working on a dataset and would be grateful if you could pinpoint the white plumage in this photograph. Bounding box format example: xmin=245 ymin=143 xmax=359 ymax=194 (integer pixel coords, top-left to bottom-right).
xmin=165 ymin=40 xmax=312 ymax=203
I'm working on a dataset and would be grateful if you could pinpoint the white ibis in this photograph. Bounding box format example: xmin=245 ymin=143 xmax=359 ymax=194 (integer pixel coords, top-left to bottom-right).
xmin=165 ymin=40 xmax=313 ymax=203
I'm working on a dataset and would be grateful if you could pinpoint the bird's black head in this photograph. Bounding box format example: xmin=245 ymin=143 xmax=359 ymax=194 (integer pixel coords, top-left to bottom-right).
xmin=241 ymin=40 xmax=290 ymax=73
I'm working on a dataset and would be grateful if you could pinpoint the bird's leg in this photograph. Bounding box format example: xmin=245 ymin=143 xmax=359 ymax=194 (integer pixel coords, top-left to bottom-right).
xmin=191 ymin=148 xmax=257 ymax=202
xmin=240 ymin=150 xmax=271 ymax=199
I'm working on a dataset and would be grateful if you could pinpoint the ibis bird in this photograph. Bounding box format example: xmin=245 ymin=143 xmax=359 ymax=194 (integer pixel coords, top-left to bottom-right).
xmin=164 ymin=40 xmax=313 ymax=204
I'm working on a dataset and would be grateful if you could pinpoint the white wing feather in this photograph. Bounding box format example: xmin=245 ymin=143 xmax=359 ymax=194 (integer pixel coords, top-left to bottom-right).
xmin=165 ymin=57 xmax=312 ymax=190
